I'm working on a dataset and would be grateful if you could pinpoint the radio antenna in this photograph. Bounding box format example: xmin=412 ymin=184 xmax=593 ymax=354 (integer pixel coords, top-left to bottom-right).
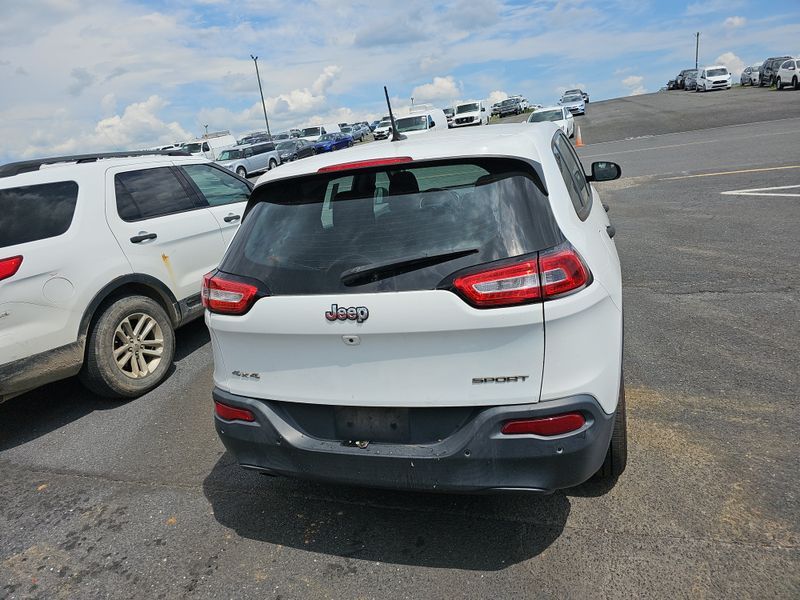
xmin=384 ymin=86 xmax=406 ymax=142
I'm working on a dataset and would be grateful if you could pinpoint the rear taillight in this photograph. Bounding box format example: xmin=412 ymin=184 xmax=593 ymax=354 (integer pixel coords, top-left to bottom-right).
xmin=538 ymin=243 xmax=590 ymax=299
xmin=501 ymin=412 xmax=585 ymax=436
xmin=202 ymin=272 xmax=259 ymax=315
xmin=452 ymin=243 xmax=590 ymax=308
xmin=214 ymin=401 xmax=256 ymax=422
xmin=0 ymin=256 xmax=23 ymax=282
xmin=453 ymin=260 xmax=541 ymax=307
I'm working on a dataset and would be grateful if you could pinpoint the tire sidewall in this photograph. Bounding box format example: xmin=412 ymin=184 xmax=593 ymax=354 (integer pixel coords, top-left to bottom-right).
xmin=236 ymin=167 xmax=247 ymax=177
xmin=83 ymin=295 xmax=176 ymax=398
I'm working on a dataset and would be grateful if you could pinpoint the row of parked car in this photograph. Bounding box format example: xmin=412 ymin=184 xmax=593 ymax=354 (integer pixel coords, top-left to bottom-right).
xmin=668 ymin=55 xmax=800 ymax=92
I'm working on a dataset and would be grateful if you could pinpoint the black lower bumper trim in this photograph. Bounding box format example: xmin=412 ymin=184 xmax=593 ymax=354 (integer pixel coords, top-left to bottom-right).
xmin=212 ymin=388 xmax=616 ymax=493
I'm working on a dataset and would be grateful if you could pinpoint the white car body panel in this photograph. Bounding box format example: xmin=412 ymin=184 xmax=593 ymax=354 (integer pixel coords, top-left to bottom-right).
xmin=208 ymin=124 xmax=623 ymax=414
xmin=104 ymin=164 xmax=227 ymax=302
xmin=209 ymin=291 xmax=545 ymax=407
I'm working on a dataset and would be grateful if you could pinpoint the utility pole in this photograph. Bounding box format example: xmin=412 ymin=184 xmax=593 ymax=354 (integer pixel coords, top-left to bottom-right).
xmin=410 ymin=96 xmax=414 ymax=107
xmin=250 ymin=55 xmax=272 ymax=138
xmin=203 ymin=124 xmax=209 ymax=136
xmin=695 ymin=32 xmax=700 ymax=70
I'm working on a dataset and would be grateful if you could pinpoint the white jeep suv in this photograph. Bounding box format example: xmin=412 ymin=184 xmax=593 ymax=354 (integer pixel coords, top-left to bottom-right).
xmin=205 ymin=124 xmax=626 ymax=493
xmin=0 ymin=151 xmax=252 ymax=401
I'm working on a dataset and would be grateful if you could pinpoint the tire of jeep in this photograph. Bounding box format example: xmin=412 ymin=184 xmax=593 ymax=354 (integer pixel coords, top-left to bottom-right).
xmin=236 ymin=166 xmax=247 ymax=177
xmin=595 ymin=377 xmax=628 ymax=480
xmin=80 ymin=295 xmax=176 ymax=399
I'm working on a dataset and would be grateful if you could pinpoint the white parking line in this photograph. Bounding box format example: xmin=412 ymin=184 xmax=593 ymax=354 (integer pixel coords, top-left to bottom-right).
xmin=721 ymin=184 xmax=800 ymax=198
xmin=663 ymin=165 xmax=800 ymax=180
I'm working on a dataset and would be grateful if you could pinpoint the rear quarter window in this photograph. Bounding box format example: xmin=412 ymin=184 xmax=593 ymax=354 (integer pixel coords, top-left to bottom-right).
xmin=0 ymin=181 xmax=79 ymax=248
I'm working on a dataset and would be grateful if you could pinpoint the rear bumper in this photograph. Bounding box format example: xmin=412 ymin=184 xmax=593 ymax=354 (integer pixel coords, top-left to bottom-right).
xmin=212 ymin=388 xmax=615 ymax=493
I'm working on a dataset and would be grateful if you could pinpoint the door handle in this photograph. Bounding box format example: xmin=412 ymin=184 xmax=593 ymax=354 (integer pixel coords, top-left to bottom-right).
xmin=130 ymin=232 xmax=157 ymax=243
xmin=223 ymin=214 xmax=241 ymax=223
xmin=606 ymin=225 xmax=616 ymax=239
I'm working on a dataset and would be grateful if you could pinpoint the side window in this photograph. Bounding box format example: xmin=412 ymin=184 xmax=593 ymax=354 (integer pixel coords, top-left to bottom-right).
xmin=552 ymin=133 xmax=592 ymax=220
xmin=0 ymin=181 xmax=79 ymax=248
xmin=181 ymin=164 xmax=251 ymax=207
xmin=265 ymin=143 xmax=275 ymax=152
xmin=253 ymin=144 xmax=267 ymax=155
xmin=115 ymin=167 xmax=199 ymax=222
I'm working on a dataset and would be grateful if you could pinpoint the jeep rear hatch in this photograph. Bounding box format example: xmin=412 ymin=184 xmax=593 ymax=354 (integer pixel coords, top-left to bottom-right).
xmin=209 ymin=157 xmax=564 ymax=407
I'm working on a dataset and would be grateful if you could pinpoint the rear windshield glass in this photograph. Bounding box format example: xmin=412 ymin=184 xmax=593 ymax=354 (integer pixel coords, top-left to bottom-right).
xmin=219 ymin=158 xmax=562 ymax=295
xmin=0 ymin=181 xmax=79 ymax=248
xmin=529 ymin=110 xmax=562 ymax=122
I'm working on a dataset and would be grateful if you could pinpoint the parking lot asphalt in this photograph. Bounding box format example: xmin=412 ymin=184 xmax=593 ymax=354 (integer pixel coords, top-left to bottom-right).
xmin=2 ymin=93 xmax=799 ymax=599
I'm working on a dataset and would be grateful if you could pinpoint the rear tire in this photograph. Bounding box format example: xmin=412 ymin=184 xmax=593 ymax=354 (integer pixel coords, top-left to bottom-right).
xmin=776 ymin=77 xmax=783 ymax=90
xmin=794 ymin=76 xmax=799 ymax=90
xmin=595 ymin=378 xmax=628 ymax=480
xmin=269 ymin=159 xmax=277 ymax=170
xmin=80 ymin=295 xmax=175 ymax=399
xmin=236 ymin=166 xmax=247 ymax=178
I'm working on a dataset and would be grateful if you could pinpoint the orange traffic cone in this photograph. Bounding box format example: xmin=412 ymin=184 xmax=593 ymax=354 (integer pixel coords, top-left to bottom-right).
xmin=575 ymin=126 xmax=585 ymax=147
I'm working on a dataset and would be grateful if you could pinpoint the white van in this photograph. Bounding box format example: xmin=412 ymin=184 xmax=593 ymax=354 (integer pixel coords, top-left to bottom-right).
xmin=393 ymin=107 xmax=448 ymax=136
xmin=181 ymin=131 xmax=237 ymax=161
xmin=298 ymin=124 xmax=340 ymax=142
xmin=696 ymin=65 xmax=732 ymax=92
xmin=452 ymin=100 xmax=489 ymax=127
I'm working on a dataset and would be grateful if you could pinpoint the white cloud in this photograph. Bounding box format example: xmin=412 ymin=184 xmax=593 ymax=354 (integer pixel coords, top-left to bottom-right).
xmin=22 ymin=95 xmax=192 ymax=157
xmin=714 ymin=52 xmax=745 ymax=76
xmin=487 ymin=90 xmax=509 ymax=105
xmin=311 ymin=65 xmax=341 ymax=95
xmin=723 ymin=16 xmax=746 ymax=28
xmin=411 ymin=76 xmax=461 ymax=102
xmin=621 ymin=75 xmax=646 ymax=96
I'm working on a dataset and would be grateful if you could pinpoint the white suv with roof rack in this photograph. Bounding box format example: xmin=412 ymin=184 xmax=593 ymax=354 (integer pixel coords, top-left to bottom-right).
xmin=204 ymin=122 xmax=628 ymax=493
xmin=0 ymin=151 xmax=253 ymax=402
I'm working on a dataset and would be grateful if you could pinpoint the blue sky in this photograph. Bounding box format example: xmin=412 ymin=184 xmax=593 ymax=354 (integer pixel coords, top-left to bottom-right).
xmin=1 ymin=0 xmax=798 ymax=160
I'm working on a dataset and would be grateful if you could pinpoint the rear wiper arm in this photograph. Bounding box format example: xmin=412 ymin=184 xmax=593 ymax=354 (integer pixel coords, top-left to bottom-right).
xmin=340 ymin=248 xmax=479 ymax=287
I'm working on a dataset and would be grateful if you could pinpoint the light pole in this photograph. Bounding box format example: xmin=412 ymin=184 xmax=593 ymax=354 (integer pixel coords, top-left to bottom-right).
xmin=203 ymin=124 xmax=209 ymax=136
xmin=695 ymin=32 xmax=700 ymax=70
xmin=250 ymin=54 xmax=272 ymax=138
xmin=410 ymin=96 xmax=414 ymax=107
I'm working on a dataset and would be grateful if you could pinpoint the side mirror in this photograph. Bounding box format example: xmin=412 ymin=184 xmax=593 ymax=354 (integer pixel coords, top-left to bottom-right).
xmin=588 ymin=161 xmax=621 ymax=182
xmin=430 ymin=121 xmax=436 ymax=127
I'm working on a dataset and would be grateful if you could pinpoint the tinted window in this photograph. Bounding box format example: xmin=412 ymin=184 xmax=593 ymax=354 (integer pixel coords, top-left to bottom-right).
xmin=115 ymin=167 xmax=199 ymax=221
xmin=181 ymin=164 xmax=251 ymax=207
xmin=221 ymin=158 xmax=562 ymax=295
xmin=0 ymin=181 xmax=78 ymax=248
xmin=552 ymin=133 xmax=591 ymax=220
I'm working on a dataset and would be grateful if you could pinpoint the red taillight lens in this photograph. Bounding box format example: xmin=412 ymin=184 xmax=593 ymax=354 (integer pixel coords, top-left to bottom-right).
xmin=501 ymin=412 xmax=585 ymax=436
xmin=317 ymin=156 xmax=413 ymax=173
xmin=214 ymin=401 xmax=256 ymax=422
xmin=202 ymin=272 xmax=259 ymax=315
xmin=0 ymin=256 xmax=23 ymax=282
xmin=539 ymin=244 xmax=590 ymax=298
xmin=451 ymin=244 xmax=590 ymax=308
xmin=453 ymin=260 xmax=541 ymax=307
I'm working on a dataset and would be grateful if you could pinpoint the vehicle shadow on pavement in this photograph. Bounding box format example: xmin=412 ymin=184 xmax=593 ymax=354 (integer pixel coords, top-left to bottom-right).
xmin=0 ymin=320 xmax=210 ymax=451
xmin=203 ymin=453 xmax=571 ymax=570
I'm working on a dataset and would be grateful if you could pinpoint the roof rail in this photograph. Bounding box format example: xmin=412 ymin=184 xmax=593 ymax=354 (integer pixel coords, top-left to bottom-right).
xmin=0 ymin=150 xmax=192 ymax=178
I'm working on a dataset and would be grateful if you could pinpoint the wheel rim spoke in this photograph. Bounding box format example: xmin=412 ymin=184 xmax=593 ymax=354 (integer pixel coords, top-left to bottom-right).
xmin=140 ymin=347 xmax=162 ymax=357
xmin=113 ymin=344 xmax=129 ymax=359
xmin=139 ymin=318 xmax=157 ymax=340
xmin=117 ymin=351 xmax=133 ymax=369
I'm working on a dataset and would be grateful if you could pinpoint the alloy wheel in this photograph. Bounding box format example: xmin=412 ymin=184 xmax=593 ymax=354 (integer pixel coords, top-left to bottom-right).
xmin=112 ymin=312 xmax=164 ymax=379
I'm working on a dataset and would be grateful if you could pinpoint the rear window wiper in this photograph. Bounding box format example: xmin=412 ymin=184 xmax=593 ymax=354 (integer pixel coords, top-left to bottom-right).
xmin=340 ymin=248 xmax=479 ymax=287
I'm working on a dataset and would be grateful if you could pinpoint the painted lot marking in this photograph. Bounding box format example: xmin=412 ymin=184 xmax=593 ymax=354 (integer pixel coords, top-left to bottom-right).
xmin=721 ymin=184 xmax=800 ymax=198
xmin=662 ymin=165 xmax=800 ymax=180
